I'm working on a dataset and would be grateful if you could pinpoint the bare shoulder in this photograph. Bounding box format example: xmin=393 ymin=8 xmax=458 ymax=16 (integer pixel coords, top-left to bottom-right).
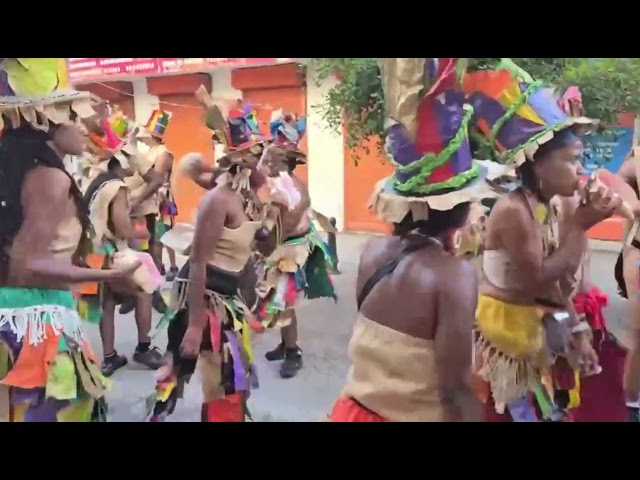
xmin=22 ymin=166 xmax=70 ymax=202
xmin=489 ymin=193 xmax=526 ymax=218
xmin=486 ymin=193 xmax=531 ymax=230
xmin=417 ymin=251 xmax=475 ymax=282
xmin=292 ymin=174 xmax=310 ymax=198
xmin=360 ymin=235 xmax=396 ymax=260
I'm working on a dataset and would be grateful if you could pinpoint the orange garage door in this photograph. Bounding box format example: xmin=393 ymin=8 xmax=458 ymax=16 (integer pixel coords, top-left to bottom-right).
xmin=160 ymin=95 xmax=215 ymax=224
xmin=344 ymin=136 xmax=393 ymax=234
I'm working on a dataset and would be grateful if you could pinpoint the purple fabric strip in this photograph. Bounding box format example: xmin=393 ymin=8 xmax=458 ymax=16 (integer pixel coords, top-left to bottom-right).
xmin=223 ymin=331 xmax=249 ymax=392
xmin=11 ymin=387 xmax=69 ymax=422
xmin=468 ymin=92 xmax=547 ymax=151
xmin=0 ymin=327 xmax=22 ymax=360
xmin=506 ymin=396 xmax=539 ymax=422
xmin=386 ymin=124 xmax=421 ymax=165
xmin=526 ymin=86 xmax=568 ymax=126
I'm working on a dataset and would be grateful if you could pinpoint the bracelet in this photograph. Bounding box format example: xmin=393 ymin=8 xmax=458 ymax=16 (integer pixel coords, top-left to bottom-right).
xmin=570 ymin=321 xmax=592 ymax=335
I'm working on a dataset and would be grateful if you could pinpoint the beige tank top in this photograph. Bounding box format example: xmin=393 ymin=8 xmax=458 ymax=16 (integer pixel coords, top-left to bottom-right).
xmin=341 ymin=315 xmax=446 ymax=422
xmin=482 ymin=194 xmax=573 ymax=303
xmin=49 ymin=215 xmax=83 ymax=261
xmin=209 ymin=221 xmax=262 ymax=273
xmin=126 ymin=144 xmax=170 ymax=217
xmin=87 ymin=178 xmax=129 ymax=251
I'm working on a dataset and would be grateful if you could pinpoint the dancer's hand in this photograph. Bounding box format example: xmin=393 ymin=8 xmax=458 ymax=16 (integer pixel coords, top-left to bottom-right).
xmin=572 ymin=333 xmax=600 ymax=376
xmin=574 ymin=179 xmax=623 ymax=230
xmin=180 ymin=325 xmax=203 ymax=359
xmin=106 ymin=259 xmax=142 ymax=281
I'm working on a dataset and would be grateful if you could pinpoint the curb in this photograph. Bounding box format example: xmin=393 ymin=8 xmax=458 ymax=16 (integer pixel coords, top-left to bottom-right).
xmin=589 ymin=239 xmax=623 ymax=253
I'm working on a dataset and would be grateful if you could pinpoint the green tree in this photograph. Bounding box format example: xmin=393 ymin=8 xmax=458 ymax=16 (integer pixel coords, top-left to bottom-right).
xmin=310 ymin=58 xmax=640 ymax=160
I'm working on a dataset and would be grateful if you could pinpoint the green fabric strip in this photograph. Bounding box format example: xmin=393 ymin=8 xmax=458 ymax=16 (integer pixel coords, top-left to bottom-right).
xmin=0 ymin=287 xmax=75 ymax=310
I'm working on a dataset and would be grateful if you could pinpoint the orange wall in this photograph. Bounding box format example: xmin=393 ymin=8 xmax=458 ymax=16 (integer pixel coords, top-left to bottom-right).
xmin=344 ymin=136 xmax=392 ymax=233
xmin=159 ymin=94 xmax=214 ymax=224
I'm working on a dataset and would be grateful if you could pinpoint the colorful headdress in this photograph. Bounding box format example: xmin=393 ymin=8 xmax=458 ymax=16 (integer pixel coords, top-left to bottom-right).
xmin=461 ymin=58 xmax=596 ymax=166
xmin=0 ymin=58 xmax=99 ymax=132
xmin=194 ymin=86 xmax=269 ymax=169
xmin=370 ymin=58 xmax=508 ymax=224
xmin=108 ymin=105 xmax=130 ymax=138
xmin=137 ymin=109 xmax=171 ymax=139
xmin=269 ymin=109 xmax=307 ymax=163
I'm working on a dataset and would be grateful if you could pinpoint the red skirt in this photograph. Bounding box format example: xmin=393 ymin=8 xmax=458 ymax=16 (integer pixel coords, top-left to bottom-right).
xmin=201 ymin=393 xmax=245 ymax=422
xmin=573 ymin=332 xmax=627 ymax=422
xmin=330 ymin=397 xmax=387 ymax=422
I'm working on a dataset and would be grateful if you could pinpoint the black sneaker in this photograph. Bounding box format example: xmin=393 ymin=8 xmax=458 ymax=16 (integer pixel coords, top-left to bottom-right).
xmin=152 ymin=291 xmax=168 ymax=314
xmin=265 ymin=342 xmax=286 ymax=361
xmin=165 ymin=266 xmax=179 ymax=282
xmin=119 ymin=299 xmax=136 ymax=315
xmin=133 ymin=346 xmax=164 ymax=370
xmin=101 ymin=353 xmax=128 ymax=377
xmin=279 ymin=348 xmax=303 ymax=379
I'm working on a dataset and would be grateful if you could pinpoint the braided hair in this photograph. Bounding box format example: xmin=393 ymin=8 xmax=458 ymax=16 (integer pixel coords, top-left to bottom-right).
xmin=0 ymin=123 xmax=92 ymax=280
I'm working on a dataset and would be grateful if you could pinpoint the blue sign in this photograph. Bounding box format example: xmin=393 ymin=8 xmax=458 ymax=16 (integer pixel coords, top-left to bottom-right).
xmin=582 ymin=126 xmax=635 ymax=174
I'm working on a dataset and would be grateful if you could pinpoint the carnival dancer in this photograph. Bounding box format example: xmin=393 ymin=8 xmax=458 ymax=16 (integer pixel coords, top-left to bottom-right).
xmin=146 ymin=110 xmax=269 ymax=422
xmin=612 ymin=148 xmax=640 ymax=412
xmin=76 ymin=101 xmax=124 ymax=189
xmin=463 ymin=59 xmax=621 ymax=421
xmin=329 ymin=58 xmax=508 ymax=422
xmin=119 ymin=110 xmax=175 ymax=314
xmin=254 ymin=112 xmax=337 ymax=379
xmin=0 ymin=58 xmax=140 ymax=422
xmin=549 ymin=87 xmax=629 ymax=422
xmin=82 ymin=140 xmax=165 ymax=376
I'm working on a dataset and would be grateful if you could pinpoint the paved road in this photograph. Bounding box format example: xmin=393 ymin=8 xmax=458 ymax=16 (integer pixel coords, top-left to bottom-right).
xmin=87 ymin=234 xmax=629 ymax=422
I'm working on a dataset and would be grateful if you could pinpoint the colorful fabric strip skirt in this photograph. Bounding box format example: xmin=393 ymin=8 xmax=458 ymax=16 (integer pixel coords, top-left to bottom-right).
xmin=255 ymin=226 xmax=336 ymax=330
xmin=475 ymin=294 xmax=582 ymax=422
xmin=147 ymin=265 xmax=257 ymax=422
xmin=0 ymin=287 xmax=109 ymax=422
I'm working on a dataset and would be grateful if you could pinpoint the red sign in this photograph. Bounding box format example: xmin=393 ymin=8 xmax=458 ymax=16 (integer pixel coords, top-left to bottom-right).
xmin=67 ymin=58 xmax=299 ymax=83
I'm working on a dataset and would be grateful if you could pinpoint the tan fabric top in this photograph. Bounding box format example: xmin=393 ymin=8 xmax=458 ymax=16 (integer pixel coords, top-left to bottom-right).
xmin=50 ymin=215 xmax=83 ymax=261
xmin=87 ymin=178 xmax=129 ymax=251
xmin=125 ymin=144 xmax=169 ymax=217
xmin=341 ymin=315 xmax=446 ymax=422
xmin=209 ymin=221 xmax=261 ymax=273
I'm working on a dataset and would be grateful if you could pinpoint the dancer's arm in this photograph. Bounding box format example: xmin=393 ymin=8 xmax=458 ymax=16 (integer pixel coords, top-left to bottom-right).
xmin=435 ymin=258 xmax=481 ymax=422
xmin=110 ymin=188 xmax=149 ymax=240
xmin=12 ymin=167 xmax=139 ymax=284
xmin=132 ymin=151 xmax=173 ymax=207
xmin=181 ymin=190 xmax=226 ymax=357
xmin=491 ymin=197 xmax=586 ymax=292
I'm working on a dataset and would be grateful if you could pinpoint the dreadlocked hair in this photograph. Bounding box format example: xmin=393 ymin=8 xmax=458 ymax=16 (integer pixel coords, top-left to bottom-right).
xmin=0 ymin=124 xmax=93 ymax=280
